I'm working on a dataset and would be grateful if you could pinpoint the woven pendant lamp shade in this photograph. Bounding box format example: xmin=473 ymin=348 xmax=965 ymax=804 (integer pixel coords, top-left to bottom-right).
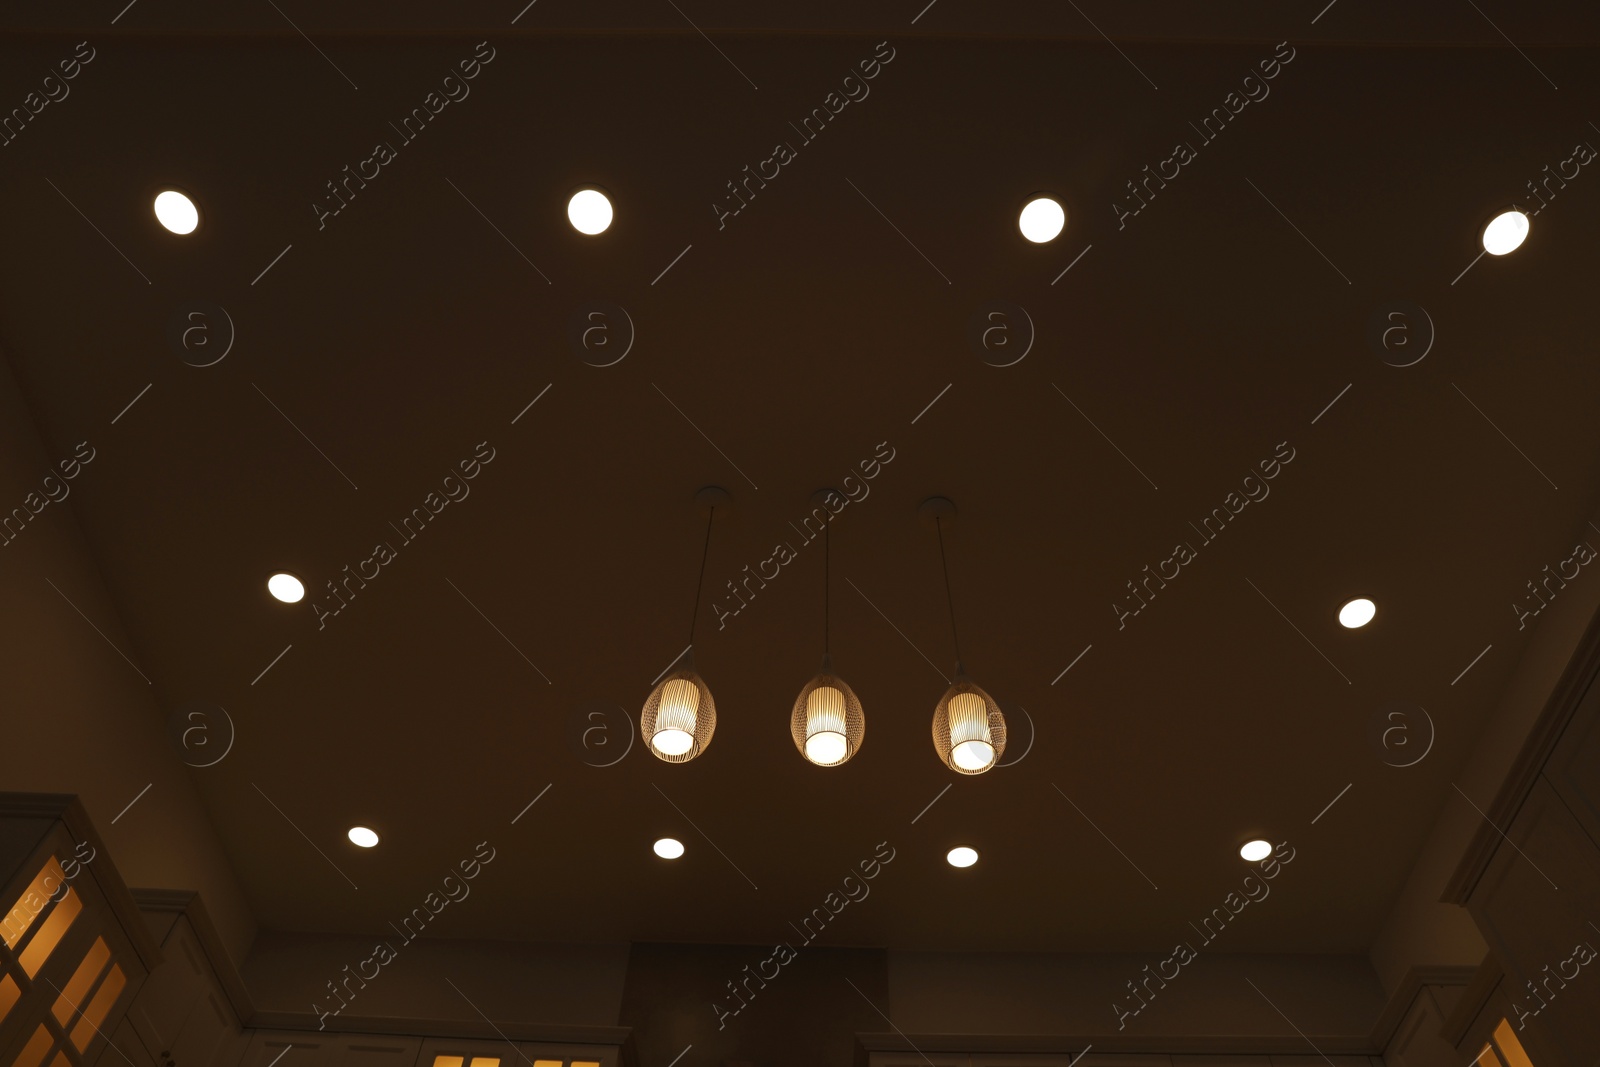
xmin=931 ymin=677 xmax=1006 ymax=774
xmin=642 ymin=665 xmax=717 ymax=763
xmin=790 ymin=662 xmax=865 ymax=767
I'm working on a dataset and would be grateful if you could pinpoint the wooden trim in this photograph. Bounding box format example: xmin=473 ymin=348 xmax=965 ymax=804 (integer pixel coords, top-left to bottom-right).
xmin=1440 ymin=953 xmax=1503 ymax=1047
xmin=1367 ymin=963 xmax=1480 ymax=1051
xmin=247 ymin=1012 xmax=631 ymax=1045
xmin=1443 ymin=599 xmax=1600 ymax=904
xmin=853 ymin=1032 xmax=1378 ymax=1054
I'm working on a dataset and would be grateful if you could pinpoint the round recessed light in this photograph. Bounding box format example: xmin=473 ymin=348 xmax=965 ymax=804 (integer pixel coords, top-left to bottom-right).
xmin=567 ymin=188 xmax=613 ymax=235
xmin=1338 ymin=597 xmax=1376 ymax=629
xmin=946 ymin=846 xmax=979 ymax=868
xmin=267 ymin=573 xmax=305 ymax=603
xmin=1018 ymin=196 xmax=1066 ymax=243
xmin=1239 ymin=839 xmax=1272 ymax=862
xmin=653 ymin=837 xmax=685 ymax=859
xmin=154 ymin=190 xmax=199 ymax=235
xmin=348 ymin=826 xmax=379 ymax=848
xmin=1481 ymin=209 xmax=1529 ymax=256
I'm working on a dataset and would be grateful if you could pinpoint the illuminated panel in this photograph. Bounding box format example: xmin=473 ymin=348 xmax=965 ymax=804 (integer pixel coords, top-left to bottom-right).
xmin=53 ymin=936 xmax=111 ymax=1024
xmin=432 ymin=1057 xmax=464 ymax=1067
xmin=46 ymin=1054 xmax=70 ymax=1067
xmin=18 ymin=888 xmax=82 ymax=977
xmin=532 ymin=1061 xmax=563 ymax=1067
xmin=1493 ymin=1018 xmax=1536 ymax=1067
xmin=468 ymin=1058 xmax=500 ymax=1067
xmin=0 ymin=975 xmax=19 ymax=1026
xmin=571 ymin=1061 xmax=601 ymax=1067
xmin=10 ymin=1025 xmax=54 ymax=1067
xmin=68 ymin=963 xmax=124 ymax=1051
xmin=2 ymin=858 xmax=65 ymax=949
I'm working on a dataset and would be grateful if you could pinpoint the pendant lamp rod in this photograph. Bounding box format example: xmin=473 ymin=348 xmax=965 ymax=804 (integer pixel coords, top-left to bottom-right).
xmin=687 ymin=504 xmax=716 ymax=648
xmin=824 ymin=513 xmax=831 ymax=657
xmin=935 ymin=515 xmax=963 ymax=667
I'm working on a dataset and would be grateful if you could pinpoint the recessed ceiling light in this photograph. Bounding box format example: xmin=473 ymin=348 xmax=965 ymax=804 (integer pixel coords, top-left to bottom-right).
xmin=653 ymin=837 xmax=684 ymax=859
xmin=567 ymin=188 xmax=613 ymax=235
xmin=1338 ymin=597 xmax=1376 ymax=629
xmin=1018 ymin=196 xmax=1065 ymax=243
xmin=1239 ymin=839 xmax=1271 ymax=862
xmin=348 ymin=827 xmax=379 ymax=848
xmin=1481 ymin=209 xmax=1529 ymax=255
xmin=946 ymin=846 xmax=979 ymax=868
xmin=154 ymin=190 xmax=199 ymax=235
xmin=267 ymin=573 xmax=305 ymax=603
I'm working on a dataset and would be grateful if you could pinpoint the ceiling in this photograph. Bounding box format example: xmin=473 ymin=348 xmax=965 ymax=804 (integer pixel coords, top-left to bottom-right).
xmin=3 ymin=1 xmax=1600 ymax=956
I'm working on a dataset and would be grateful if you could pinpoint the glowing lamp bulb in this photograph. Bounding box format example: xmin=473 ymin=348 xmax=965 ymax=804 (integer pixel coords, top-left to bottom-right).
xmin=650 ymin=678 xmax=699 ymax=756
xmin=803 ymin=685 xmax=849 ymax=765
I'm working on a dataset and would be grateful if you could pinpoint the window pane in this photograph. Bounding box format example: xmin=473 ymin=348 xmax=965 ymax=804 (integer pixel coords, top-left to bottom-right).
xmin=10 ymin=1024 xmax=55 ymax=1067
xmin=18 ymin=887 xmax=82 ymax=977
xmin=1493 ymin=1017 xmax=1537 ymax=1067
xmin=69 ymin=963 xmax=124 ymax=1051
xmin=2 ymin=858 xmax=66 ymax=950
xmin=53 ymin=936 xmax=111 ymax=1024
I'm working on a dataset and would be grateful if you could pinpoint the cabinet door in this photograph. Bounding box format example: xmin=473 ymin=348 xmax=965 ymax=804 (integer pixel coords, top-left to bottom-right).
xmin=167 ymin=981 xmax=239 ymax=1067
xmin=94 ymin=1017 xmax=159 ymax=1067
xmin=1547 ymin=675 xmax=1600 ymax=850
xmin=237 ymin=1030 xmax=336 ymax=1067
xmin=327 ymin=1036 xmax=420 ymax=1067
xmin=128 ymin=919 xmax=215 ymax=1055
xmin=1467 ymin=777 xmax=1600 ymax=1065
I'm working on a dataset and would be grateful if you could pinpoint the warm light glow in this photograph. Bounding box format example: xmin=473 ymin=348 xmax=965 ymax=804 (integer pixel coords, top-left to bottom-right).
xmin=1018 ymin=196 xmax=1065 ymax=243
xmin=268 ymin=573 xmax=304 ymax=603
xmin=947 ymin=692 xmax=996 ymax=772
xmin=1338 ymin=597 xmax=1375 ymax=628
xmin=653 ymin=837 xmax=684 ymax=859
xmin=803 ymin=685 xmax=849 ymax=766
xmin=1482 ymin=210 xmax=1529 ymax=255
xmin=154 ymin=190 xmax=199 ymax=234
xmin=1240 ymin=839 xmax=1272 ymax=862
xmin=946 ymin=846 xmax=978 ymax=868
xmin=1491 ymin=1017 xmax=1536 ymax=1067
xmin=567 ymin=188 xmax=613 ymax=234
xmin=347 ymin=827 xmax=379 ymax=848
xmin=650 ymin=678 xmax=699 ymax=756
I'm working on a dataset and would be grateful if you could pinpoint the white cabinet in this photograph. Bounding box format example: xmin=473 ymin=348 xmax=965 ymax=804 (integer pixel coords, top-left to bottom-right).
xmin=94 ymin=1017 xmax=160 ymax=1067
xmin=119 ymin=905 xmax=246 ymax=1067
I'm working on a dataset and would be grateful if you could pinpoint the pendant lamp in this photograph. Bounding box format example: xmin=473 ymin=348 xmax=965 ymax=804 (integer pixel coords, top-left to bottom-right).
xmin=641 ymin=488 xmax=724 ymax=763
xmin=791 ymin=493 xmax=865 ymax=766
xmin=924 ymin=497 xmax=1006 ymax=774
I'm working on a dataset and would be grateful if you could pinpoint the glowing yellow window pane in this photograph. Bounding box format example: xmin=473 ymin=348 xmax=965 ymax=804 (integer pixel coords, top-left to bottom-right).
xmin=467 ymin=1058 xmax=499 ymax=1067
xmin=1493 ymin=1018 xmax=1536 ymax=1067
xmin=532 ymin=1061 xmax=563 ymax=1067
xmin=0 ymin=975 xmax=19 ymax=1026
xmin=571 ymin=1061 xmax=600 ymax=1067
xmin=2 ymin=858 xmax=66 ymax=949
xmin=10 ymin=1024 xmax=55 ymax=1067
xmin=69 ymin=963 xmax=124 ymax=1051
xmin=46 ymin=1054 xmax=70 ymax=1067
xmin=53 ymin=936 xmax=111 ymax=1025
xmin=432 ymin=1057 xmax=464 ymax=1067
xmin=18 ymin=887 xmax=82 ymax=977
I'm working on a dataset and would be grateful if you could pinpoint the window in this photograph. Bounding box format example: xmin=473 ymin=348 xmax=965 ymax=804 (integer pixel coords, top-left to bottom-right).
xmin=0 ymin=855 xmax=130 ymax=1065
xmin=1477 ymin=1017 xmax=1536 ymax=1067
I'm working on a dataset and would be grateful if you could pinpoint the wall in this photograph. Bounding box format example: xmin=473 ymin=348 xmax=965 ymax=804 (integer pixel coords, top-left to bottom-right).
xmin=619 ymin=942 xmax=890 ymax=1067
xmin=889 ymin=950 xmax=1386 ymax=1044
xmin=243 ymin=932 xmax=629 ymax=1030
xmin=0 ymin=347 xmax=256 ymax=964
xmin=1368 ymin=507 xmax=1600 ymax=996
